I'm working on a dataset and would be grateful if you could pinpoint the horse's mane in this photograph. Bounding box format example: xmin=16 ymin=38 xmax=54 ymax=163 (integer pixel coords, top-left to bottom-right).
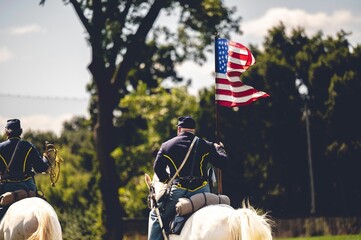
xmin=229 ymin=204 xmax=273 ymax=240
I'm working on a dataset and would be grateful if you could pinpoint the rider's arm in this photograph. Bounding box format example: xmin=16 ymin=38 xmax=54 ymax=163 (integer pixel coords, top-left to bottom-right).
xmin=28 ymin=143 xmax=49 ymax=173
xmin=206 ymin=140 xmax=228 ymax=169
xmin=153 ymin=147 xmax=170 ymax=183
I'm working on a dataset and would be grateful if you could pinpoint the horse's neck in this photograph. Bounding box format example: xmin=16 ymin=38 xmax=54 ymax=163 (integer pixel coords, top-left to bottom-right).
xmin=169 ymin=235 xmax=179 ymax=240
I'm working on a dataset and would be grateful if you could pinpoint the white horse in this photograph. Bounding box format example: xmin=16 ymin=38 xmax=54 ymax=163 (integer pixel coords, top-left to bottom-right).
xmin=145 ymin=173 xmax=273 ymax=240
xmin=0 ymin=197 xmax=62 ymax=240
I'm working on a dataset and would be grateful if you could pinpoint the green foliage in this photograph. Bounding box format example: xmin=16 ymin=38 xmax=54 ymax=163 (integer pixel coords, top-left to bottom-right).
xmin=39 ymin=22 xmax=361 ymax=223
xmin=59 ymin=116 xmax=95 ymax=171
xmin=56 ymin=207 xmax=101 ymax=240
xmin=115 ymin=83 xmax=199 ymax=217
xmin=196 ymin=22 xmax=361 ymax=217
xmin=119 ymin=176 xmax=150 ymax=218
xmin=27 ymin=116 xmax=103 ymax=239
xmin=28 ymin=1 xmax=361 ymax=237
xmin=23 ymin=130 xmax=58 ymax=153
xmin=11 ymin=20 xmax=360 ymax=237
xmin=41 ymin=0 xmax=241 ymax=238
xmin=212 ymin=22 xmax=361 ymax=216
xmin=37 ymin=146 xmax=92 ymax=206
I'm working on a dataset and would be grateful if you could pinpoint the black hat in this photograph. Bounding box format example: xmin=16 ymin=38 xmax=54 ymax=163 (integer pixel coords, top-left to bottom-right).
xmin=5 ymin=119 xmax=22 ymax=132
xmin=177 ymin=116 xmax=195 ymax=129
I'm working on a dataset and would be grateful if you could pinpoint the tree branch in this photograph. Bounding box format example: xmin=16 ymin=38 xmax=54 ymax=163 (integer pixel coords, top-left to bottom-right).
xmin=108 ymin=0 xmax=133 ymax=73
xmin=112 ymin=0 xmax=165 ymax=89
xmin=69 ymin=0 xmax=92 ymax=35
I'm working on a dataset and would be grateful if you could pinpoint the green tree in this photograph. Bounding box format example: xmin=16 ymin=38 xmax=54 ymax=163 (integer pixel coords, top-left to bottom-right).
xmin=117 ymin=83 xmax=198 ymax=217
xmin=23 ymin=130 xmax=58 ymax=153
xmin=40 ymin=0 xmax=240 ymax=238
xmin=59 ymin=116 xmax=95 ymax=172
xmin=309 ymin=32 xmax=361 ymax=215
xmin=34 ymin=116 xmax=101 ymax=239
xmin=197 ymin=23 xmax=361 ymax=217
xmin=259 ymin=25 xmax=361 ymax=216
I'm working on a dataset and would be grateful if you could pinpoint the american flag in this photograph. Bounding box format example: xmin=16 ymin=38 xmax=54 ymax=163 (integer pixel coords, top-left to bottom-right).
xmin=215 ymin=38 xmax=269 ymax=107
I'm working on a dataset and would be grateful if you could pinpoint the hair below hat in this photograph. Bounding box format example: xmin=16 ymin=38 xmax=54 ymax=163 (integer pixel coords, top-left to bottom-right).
xmin=6 ymin=119 xmax=22 ymax=132
xmin=177 ymin=116 xmax=196 ymax=129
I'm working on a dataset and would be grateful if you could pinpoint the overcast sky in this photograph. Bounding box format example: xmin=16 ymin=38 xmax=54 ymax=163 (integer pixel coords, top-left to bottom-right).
xmin=0 ymin=0 xmax=360 ymax=135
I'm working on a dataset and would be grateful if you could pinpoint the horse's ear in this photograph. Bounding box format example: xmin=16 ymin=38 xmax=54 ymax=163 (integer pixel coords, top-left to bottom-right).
xmin=144 ymin=173 xmax=152 ymax=189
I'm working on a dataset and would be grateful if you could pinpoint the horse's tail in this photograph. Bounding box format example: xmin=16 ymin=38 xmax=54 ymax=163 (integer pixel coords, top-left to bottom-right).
xmin=228 ymin=202 xmax=273 ymax=240
xmin=27 ymin=201 xmax=62 ymax=240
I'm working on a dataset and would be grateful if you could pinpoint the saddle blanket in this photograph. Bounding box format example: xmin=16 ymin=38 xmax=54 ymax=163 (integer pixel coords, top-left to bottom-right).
xmin=175 ymin=192 xmax=230 ymax=216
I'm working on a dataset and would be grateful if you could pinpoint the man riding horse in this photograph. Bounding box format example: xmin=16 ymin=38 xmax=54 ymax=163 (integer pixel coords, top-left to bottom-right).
xmin=148 ymin=116 xmax=229 ymax=240
xmin=0 ymin=119 xmax=51 ymax=218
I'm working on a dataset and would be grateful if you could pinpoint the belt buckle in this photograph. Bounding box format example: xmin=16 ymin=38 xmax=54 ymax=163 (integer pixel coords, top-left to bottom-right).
xmin=188 ymin=176 xmax=196 ymax=182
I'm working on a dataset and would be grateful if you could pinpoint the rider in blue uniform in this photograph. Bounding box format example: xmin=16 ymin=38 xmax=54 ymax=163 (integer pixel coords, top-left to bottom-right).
xmin=0 ymin=119 xmax=50 ymax=194
xmin=148 ymin=116 xmax=228 ymax=240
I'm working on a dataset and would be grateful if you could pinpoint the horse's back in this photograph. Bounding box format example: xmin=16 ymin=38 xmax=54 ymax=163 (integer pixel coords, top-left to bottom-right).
xmin=171 ymin=204 xmax=272 ymax=240
xmin=0 ymin=197 xmax=62 ymax=240
xmin=173 ymin=204 xmax=235 ymax=240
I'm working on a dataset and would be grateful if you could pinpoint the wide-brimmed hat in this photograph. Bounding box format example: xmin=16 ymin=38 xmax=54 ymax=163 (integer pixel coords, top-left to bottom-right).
xmin=177 ymin=116 xmax=195 ymax=129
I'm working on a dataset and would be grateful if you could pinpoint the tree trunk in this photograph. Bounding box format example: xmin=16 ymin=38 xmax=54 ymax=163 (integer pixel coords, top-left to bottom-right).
xmin=94 ymin=87 xmax=125 ymax=240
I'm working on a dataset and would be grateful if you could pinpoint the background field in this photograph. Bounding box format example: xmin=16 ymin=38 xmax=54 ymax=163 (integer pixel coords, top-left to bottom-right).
xmin=276 ymin=235 xmax=361 ymax=240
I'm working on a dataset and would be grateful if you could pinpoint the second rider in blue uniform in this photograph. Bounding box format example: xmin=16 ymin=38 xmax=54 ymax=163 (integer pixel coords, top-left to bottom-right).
xmin=148 ymin=116 xmax=228 ymax=240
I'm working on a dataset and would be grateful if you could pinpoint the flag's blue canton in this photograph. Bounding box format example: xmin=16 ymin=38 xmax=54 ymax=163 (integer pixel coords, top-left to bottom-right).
xmin=216 ymin=39 xmax=228 ymax=74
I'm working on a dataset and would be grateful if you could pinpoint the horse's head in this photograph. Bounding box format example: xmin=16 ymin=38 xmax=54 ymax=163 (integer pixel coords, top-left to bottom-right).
xmin=145 ymin=173 xmax=165 ymax=191
xmin=144 ymin=173 xmax=168 ymax=208
xmin=144 ymin=173 xmax=154 ymax=208
xmin=144 ymin=173 xmax=153 ymax=190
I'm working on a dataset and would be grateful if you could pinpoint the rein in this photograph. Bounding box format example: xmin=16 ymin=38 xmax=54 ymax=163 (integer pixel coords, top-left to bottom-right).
xmin=44 ymin=142 xmax=64 ymax=187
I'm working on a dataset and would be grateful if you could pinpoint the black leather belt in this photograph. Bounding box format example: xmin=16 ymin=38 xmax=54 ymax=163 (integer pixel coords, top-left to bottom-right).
xmin=0 ymin=173 xmax=33 ymax=182
xmin=174 ymin=176 xmax=208 ymax=189
xmin=176 ymin=176 xmax=207 ymax=181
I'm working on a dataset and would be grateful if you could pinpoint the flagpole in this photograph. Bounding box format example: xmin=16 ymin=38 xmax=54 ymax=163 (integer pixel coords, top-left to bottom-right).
xmin=214 ymin=32 xmax=223 ymax=194
xmin=214 ymin=32 xmax=220 ymax=139
xmin=213 ymin=35 xmax=268 ymax=195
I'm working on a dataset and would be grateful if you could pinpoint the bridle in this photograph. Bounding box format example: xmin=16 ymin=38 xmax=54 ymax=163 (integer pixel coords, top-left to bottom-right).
xmin=44 ymin=142 xmax=64 ymax=187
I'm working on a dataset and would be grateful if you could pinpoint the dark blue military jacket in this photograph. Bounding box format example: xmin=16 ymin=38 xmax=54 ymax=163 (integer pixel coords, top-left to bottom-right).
xmin=154 ymin=132 xmax=228 ymax=190
xmin=0 ymin=137 xmax=49 ymax=181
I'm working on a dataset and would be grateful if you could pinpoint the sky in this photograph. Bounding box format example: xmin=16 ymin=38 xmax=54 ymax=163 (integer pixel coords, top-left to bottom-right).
xmin=0 ymin=0 xmax=360 ymax=135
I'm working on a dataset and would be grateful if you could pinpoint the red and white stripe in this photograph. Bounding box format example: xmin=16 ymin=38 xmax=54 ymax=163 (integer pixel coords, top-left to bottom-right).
xmin=215 ymin=40 xmax=269 ymax=107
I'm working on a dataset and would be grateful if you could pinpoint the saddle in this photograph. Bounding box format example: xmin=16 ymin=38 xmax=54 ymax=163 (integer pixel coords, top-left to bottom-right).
xmin=0 ymin=189 xmax=38 ymax=220
xmin=0 ymin=189 xmax=37 ymax=206
xmin=168 ymin=192 xmax=230 ymax=235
